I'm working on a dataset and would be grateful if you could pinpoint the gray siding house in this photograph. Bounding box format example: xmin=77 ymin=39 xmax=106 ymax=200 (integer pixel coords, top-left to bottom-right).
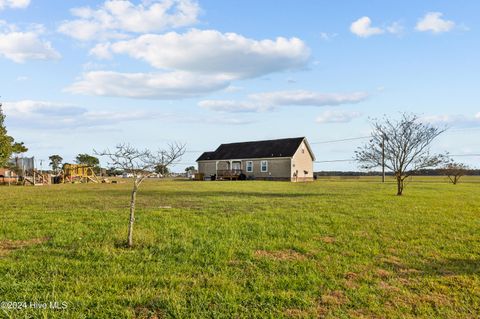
xmin=196 ymin=137 xmax=315 ymax=181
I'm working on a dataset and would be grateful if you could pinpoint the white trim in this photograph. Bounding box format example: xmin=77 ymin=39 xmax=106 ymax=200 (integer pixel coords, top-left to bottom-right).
xmin=246 ymin=161 xmax=253 ymax=172
xmin=301 ymin=138 xmax=316 ymax=161
xmin=260 ymin=160 xmax=268 ymax=172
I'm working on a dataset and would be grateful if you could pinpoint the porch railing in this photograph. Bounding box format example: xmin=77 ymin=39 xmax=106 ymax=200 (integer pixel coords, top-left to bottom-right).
xmin=216 ymin=169 xmax=244 ymax=179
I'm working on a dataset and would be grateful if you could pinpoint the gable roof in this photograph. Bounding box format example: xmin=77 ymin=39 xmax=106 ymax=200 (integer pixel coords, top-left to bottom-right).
xmin=197 ymin=137 xmax=313 ymax=161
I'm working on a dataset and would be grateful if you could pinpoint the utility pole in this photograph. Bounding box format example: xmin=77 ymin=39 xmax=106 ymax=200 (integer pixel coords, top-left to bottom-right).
xmin=381 ymin=134 xmax=386 ymax=183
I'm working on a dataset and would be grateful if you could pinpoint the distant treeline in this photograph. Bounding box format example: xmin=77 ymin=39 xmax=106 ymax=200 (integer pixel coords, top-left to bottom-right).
xmin=315 ymin=169 xmax=480 ymax=176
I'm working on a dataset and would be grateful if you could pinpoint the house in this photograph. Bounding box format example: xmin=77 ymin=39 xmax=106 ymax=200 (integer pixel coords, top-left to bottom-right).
xmin=0 ymin=167 xmax=18 ymax=184
xmin=196 ymin=137 xmax=315 ymax=181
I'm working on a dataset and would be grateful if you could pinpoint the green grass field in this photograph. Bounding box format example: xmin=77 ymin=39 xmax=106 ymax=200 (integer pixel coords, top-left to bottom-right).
xmin=1 ymin=177 xmax=479 ymax=318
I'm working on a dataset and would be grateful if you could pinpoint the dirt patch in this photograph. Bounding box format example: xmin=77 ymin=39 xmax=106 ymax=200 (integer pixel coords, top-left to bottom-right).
xmin=0 ymin=237 xmax=49 ymax=257
xmin=283 ymin=308 xmax=310 ymax=318
xmin=398 ymin=268 xmax=422 ymax=275
xmin=352 ymin=231 xmax=370 ymax=239
xmin=376 ymin=268 xmax=392 ymax=278
xmin=284 ymin=306 xmax=328 ymax=318
xmin=378 ymin=281 xmax=401 ymax=292
xmin=348 ymin=309 xmax=382 ymax=319
xmin=380 ymin=255 xmax=405 ymax=269
xmin=390 ymin=291 xmax=451 ymax=311
xmin=315 ymin=236 xmax=336 ymax=244
xmin=418 ymin=292 xmax=451 ymax=307
xmin=134 ymin=306 xmax=166 ymax=319
xmin=345 ymin=272 xmax=358 ymax=280
xmin=316 ymin=306 xmax=328 ymax=318
xmin=344 ymin=272 xmax=359 ymax=289
xmin=227 ymin=259 xmax=243 ymax=266
xmin=320 ymin=290 xmax=348 ymax=306
xmin=387 ymin=247 xmax=398 ymax=254
xmin=254 ymin=249 xmax=308 ymax=261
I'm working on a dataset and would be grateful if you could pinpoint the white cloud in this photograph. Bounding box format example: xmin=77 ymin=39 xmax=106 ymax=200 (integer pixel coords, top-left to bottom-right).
xmin=315 ymin=110 xmax=362 ymax=124
xmin=3 ymin=100 xmax=157 ymax=129
xmin=72 ymin=29 xmax=310 ymax=99
xmin=199 ymin=100 xmax=272 ymax=113
xmin=319 ymin=32 xmax=338 ymax=41
xmin=182 ymin=115 xmax=256 ymax=125
xmin=350 ymin=17 xmax=404 ymax=38
xmin=386 ymin=21 xmax=404 ymax=35
xmin=0 ymin=22 xmax=61 ymax=63
xmin=423 ymin=113 xmax=480 ymax=127
xmin=416 ymin=12 xmax=455 ymax=34
xmin=58 ymin=0 xmax=200 ymax=41
xmin=3 ymin=100 xmax=255 ymax=129
xmin=250 ymin=90 xmax=368 ymax=106
xmin=350 ymin=17 xmax=384 ymax=37
xmin=200 ymin=90 xmax=368 ymax=113
xmin=66 ymin=71 xmax=231 ymax=99
xmin=3 ymin=100 xmax=85 ymax=117
xmin=0 ymin=0 xmax=30 ymax=10
xmin=223 ymin=86 xmax=244 ymax=93
xmin=90 ymin=29 xmax=310 ymax=79
xmin=89 ymin=42 xmax=112 ymax=59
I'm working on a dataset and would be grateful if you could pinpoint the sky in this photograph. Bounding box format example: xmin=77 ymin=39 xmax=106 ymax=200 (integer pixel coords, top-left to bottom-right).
xmin=1 ymin=0 xmax=479 ymax=172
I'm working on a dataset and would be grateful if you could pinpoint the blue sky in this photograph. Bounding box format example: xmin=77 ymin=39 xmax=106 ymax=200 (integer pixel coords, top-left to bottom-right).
xmin=1 ymin=0 xmax=479 ymax=171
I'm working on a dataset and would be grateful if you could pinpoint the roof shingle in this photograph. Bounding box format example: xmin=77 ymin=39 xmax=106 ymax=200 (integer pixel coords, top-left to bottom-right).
xmin=197 ymin=137 xmax=306 ymax=161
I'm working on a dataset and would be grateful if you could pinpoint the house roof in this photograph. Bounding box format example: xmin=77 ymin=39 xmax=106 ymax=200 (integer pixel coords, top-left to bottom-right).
xmin=197 ymin=137 xmax=314 ymax=161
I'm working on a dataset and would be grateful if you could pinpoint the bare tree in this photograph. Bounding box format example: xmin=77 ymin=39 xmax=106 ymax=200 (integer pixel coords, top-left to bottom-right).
xmin=96 ymin=143 xmax=185 ymax=247
xmin=355 ymin=113 xmax=447 ymax=195
xmin=442 ymin=161 xmax=469 ymax=185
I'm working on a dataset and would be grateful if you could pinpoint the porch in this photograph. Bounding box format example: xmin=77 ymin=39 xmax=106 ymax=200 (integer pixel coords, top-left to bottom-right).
xmin=215 ymin=160 xmax=245 ymax=180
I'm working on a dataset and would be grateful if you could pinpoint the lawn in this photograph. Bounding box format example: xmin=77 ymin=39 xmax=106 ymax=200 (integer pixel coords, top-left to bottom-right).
xmin=0 ymin=178 xmax=479 ymax=318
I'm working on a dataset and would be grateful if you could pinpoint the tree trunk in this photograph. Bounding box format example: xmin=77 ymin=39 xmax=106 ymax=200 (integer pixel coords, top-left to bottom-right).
xmin=396 ymin=175 xmax=404 ymax=196
xmin=127 ymin=181 xmax=138 ymax=247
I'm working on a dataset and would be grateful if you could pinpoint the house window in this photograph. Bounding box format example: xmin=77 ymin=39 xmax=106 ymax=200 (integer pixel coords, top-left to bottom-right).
xmin=246 ymin=161 xmax=253 ymax=172
xmin=261 ymin=160 xmax=268 ymax=172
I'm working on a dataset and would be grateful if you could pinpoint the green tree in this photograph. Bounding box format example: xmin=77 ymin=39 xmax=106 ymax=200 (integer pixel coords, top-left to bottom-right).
xmin=155 ymin=164 xmax=170 ymax=176
xmin=185 ymin=166 xmax=195 ymax=172
xmin=0 ymin=103 xmax=27 ymax=167
xmin=75 ymin=153 xmax=99 ymax=166
xmin=12 ymin=142 xmax=28 ymax=155
xmin=49 ymin=155 xmax=63 ymax=173
xmin=106 ymin=167 xmax=124 ymax=176
xmin=75 ymin=153 xmax=100 ymax=174
xmin=0 ymin=106 xmax=12 ymax=167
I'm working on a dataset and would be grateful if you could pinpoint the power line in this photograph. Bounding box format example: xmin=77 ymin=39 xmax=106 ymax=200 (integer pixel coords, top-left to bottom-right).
xmin=314 ymin=153 xmax=480 ymax=164
xmin=315 ymin=159 xmax=355 ymax=163
xmin=184 ymin=128 xmax=479 ymax=154
xmin=310 ymin=136 xmax=370 ymax=145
